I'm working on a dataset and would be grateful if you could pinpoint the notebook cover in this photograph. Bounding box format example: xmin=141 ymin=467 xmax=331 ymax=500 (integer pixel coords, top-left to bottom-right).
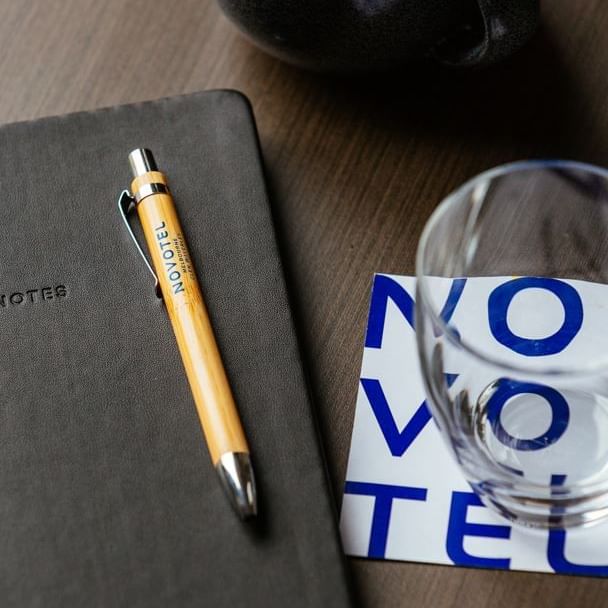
xmin=0 ymin=91 xmax=352 ymax=608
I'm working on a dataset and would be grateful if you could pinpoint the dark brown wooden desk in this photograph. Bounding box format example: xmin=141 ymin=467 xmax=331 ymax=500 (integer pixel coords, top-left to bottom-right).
xmin=3 ymin=1 xmax=607 ymax=606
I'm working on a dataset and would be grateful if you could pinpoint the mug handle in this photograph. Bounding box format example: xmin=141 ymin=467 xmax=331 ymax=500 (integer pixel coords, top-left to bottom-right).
xmin=437 ymin=0 xmax=540 ymax=67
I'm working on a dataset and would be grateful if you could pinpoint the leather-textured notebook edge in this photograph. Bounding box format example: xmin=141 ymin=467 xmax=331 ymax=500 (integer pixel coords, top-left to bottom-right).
xmin=0 ymin=90 xmax=353 ymax=607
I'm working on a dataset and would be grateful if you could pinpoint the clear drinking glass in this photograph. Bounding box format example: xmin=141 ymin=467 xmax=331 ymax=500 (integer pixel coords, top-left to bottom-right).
xmin=415 ymin=160 xmax=608 ymax=528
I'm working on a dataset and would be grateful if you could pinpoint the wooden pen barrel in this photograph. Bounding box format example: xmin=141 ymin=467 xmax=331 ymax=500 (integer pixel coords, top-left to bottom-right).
xmin=133 ymin=177 xmax=249 ymax=465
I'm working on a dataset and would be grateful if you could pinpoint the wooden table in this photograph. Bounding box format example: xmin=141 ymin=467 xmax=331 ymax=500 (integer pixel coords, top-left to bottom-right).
xmin=3 ymin=1 xmax=608 ymax=606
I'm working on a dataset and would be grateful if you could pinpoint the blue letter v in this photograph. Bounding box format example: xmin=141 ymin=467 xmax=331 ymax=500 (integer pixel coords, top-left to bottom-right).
xmin=361 ymin=374 xmax=458 ymax=457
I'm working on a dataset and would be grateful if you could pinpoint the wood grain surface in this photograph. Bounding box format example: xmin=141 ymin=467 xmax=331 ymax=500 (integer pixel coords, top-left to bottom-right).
xmin=2 ymin=1 xmax=608 ymax=606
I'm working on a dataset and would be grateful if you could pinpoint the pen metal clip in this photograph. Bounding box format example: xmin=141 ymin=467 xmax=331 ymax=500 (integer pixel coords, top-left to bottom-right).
xmin=117 ymin=189 xmax=162 ymax=299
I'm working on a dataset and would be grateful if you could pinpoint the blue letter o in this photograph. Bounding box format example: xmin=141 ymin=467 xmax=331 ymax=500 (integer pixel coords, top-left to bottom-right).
xmin=488 ymin=277 xmax=583 ymax=356
xmin=486 ymin=380 xmax=570 ymax=451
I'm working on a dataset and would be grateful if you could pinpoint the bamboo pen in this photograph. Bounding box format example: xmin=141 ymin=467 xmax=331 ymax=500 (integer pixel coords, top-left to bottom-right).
xmin=126 ymin=148 xmax=257 ymax=519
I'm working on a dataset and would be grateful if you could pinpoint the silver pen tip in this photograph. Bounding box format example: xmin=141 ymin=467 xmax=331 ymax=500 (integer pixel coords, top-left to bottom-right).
xmin=216 ymin=452 xmax=258 ymax=520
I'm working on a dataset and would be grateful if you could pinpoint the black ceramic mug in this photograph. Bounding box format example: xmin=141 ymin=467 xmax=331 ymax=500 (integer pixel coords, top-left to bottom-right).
xmin=217 ymin=0 xmax=539 ymax=71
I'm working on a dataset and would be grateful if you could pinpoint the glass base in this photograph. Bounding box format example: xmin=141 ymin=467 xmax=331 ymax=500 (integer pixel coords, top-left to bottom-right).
xmin=474 ymin=488 xmax=608 ymax=529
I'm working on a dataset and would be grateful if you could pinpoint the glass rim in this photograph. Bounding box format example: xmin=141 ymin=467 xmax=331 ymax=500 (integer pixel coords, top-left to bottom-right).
xmin=415 ymin=159 xmax=608 ymax=377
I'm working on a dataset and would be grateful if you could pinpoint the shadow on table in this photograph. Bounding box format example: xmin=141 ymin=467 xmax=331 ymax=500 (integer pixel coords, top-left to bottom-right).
xmin=316 ymin=26 xmax=592 ymax=162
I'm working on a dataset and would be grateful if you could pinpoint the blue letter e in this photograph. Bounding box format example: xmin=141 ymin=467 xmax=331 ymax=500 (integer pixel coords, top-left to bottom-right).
xmin=446 ymin=492 xmax=511 ymax=570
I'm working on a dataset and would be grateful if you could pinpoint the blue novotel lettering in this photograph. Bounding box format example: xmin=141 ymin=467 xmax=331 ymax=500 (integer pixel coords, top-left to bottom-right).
xmin=362 ymin=275 xmax=464 ymax=456
xmin=488 ymin=277 xmax=583 ymax=356
xmin=546 ymin=475 xmax=608 ymax=574
xmin=155 ymin=221 xmax=185 ymax=294
xmin=345 ymin=275 xmax=604 ymax=574
xmin=446 ymin=492 xmax=511 ymax=569
xmin=344 ymin=481 xmax=427 ymax=558
xmin=360 ymin=374 xmax=458 ymax=457
xmin=485 ymin=380 xmax=570 ymax=451
xmin=365 ymin=274 xmax=466 ymax=349
xmin=485 ymin=277 xmax=579 ymax=448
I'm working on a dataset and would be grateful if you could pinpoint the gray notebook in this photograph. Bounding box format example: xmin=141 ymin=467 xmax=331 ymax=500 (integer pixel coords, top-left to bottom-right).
xmin=0 ymin=91 xmax=352 ymax=608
